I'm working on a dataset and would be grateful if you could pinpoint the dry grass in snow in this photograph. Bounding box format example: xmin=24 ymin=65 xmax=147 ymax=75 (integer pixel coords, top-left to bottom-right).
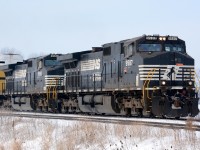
xmin=0 ymin=111 xmax=200 ymax=150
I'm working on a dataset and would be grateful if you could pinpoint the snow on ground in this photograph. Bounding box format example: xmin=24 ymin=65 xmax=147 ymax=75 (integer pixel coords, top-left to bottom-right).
xmin=0 ymin=111 xmax=200 ymax=150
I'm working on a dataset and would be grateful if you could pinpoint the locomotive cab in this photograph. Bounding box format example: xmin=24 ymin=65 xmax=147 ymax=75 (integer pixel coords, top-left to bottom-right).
xmin=128 ymin=35 xmax=199 ymax=118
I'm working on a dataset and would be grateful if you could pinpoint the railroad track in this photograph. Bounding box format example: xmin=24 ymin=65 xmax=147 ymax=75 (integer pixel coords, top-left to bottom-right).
xmin=1 ymin=110 xmax=200 ymax=131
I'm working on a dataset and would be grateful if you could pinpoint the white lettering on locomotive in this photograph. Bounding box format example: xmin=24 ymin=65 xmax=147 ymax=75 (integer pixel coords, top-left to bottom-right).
xmin=168 ymin=36 xmax=178 ymax=41
xmin=81 ymin=59 xmax=101 ymax=71
xmin=14 ymin=69 xmax=27 ymax=78
xmin=146 ymin=36 xmax=158 ymax=40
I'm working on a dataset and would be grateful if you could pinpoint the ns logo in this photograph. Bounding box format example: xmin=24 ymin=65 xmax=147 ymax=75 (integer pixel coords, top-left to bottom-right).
xmin=163 ymin=66 xmax=179 ymax=80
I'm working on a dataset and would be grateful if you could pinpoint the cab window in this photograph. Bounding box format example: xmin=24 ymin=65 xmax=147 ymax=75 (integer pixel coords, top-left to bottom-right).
xmin=165 ymin=44 xmax=185 ymax=52
xmin=138 ymin=44 xmax=161 ymax=52
xmin=44 ymin=60 xmax=61 ymax=66
xmin=125 ymin=44 xmax=133 ymax=57
xmin=37 ymin=60 xmax=43 ymax=69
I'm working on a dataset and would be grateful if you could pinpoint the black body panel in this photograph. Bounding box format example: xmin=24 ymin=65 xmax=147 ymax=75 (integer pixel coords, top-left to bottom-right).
xmin=143 ymin=52 xmax=194 ymax=65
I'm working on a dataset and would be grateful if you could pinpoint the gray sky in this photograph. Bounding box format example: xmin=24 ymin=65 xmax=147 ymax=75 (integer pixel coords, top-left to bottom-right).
xmin=0 ymin=0 xmax=200 ymax=67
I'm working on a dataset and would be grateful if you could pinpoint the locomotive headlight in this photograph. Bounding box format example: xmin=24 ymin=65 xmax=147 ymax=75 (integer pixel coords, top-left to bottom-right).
xmin=159 ymin=37 xmax=166 ymax=41
xmin=188 ymin=81 xmax=193 ymax=86
xmin=161 ymin=81 xmax=166 ymax=86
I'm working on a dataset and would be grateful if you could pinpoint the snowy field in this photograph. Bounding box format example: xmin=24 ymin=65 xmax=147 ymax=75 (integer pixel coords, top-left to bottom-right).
xmin=0 ymin=111 xmax=200 ymax=150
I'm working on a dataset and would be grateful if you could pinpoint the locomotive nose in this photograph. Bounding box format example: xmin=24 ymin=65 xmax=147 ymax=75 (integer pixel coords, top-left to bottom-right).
xmin=143 ymin=51 xmax=194 ymax=66
xmin=163 ymin=52 xmax=193 ymax=66
xmin=169 ymin=52 xmax=184 ymax=65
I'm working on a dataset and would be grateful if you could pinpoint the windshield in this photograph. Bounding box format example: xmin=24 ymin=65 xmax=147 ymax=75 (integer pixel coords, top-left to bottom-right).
xmin=45 ymin=60 xmax=61 ymax=66
xmin=138 ymin=44 xmax=161 ymax=52
xmin=165 ymin=44 xmax=185 ymax=52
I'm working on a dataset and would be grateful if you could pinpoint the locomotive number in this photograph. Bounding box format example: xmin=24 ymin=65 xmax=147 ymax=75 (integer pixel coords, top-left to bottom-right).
xmin=168 ymin=36 xmax=178 ymax=41
xmin=50 ymin=54 xmax=57 ymax=57
xmin=125 ymin=60 xmax=133 ymax=67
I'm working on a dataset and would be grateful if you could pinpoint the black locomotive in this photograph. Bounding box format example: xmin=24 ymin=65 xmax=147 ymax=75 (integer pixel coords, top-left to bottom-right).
xmin=0 ymin=35 xmax=199 ymax=118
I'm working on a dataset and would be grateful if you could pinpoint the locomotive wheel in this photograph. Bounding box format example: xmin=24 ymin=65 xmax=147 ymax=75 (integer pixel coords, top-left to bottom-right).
xmin=137 ymin=108 xmax=143 ymax=117
xmin=125 ymin=108 xmax=131 ymax=117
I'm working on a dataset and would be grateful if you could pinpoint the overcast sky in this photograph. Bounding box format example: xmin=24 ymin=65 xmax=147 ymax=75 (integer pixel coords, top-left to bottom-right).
xmin=0 ymin=0 xmax=200 ymax=67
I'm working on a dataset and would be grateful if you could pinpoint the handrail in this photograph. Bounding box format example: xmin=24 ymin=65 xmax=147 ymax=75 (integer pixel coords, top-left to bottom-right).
xmin=146 ymin=69 xmax=156 ymax=99
xmin=142 ymin=68 xmax=156 ymax=103
xmin=46 ymin=87 xmax=50 ymax=101
xmin=53 ymin=77 xmax=59 ymax=99
xmin=46 ymin=78 xmax=55 ymax=101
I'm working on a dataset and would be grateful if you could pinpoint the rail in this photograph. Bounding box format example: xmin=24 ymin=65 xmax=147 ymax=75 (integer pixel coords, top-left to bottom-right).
xmin=1 ymin=111 xmax=200 ymax=131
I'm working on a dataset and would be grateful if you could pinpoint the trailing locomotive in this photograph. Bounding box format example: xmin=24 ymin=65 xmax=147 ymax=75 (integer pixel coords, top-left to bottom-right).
xmin=0 ymin=35 xmax=199 ymax=118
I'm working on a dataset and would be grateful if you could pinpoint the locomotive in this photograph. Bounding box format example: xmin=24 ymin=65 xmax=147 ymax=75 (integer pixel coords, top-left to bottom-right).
xmin=0 ymin=35 xmax=199 ymax=118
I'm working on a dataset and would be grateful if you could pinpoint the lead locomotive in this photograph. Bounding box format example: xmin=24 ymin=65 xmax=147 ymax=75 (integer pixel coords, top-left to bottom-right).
xmin=0 ymin=35 xmax=199 ymax=118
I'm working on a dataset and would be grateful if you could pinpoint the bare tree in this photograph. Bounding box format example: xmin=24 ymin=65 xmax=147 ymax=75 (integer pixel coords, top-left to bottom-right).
xmin=1 ymin=47 xmax=21 ymax=55
xmin=0 ymin=47 xmax=24 ymax=65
